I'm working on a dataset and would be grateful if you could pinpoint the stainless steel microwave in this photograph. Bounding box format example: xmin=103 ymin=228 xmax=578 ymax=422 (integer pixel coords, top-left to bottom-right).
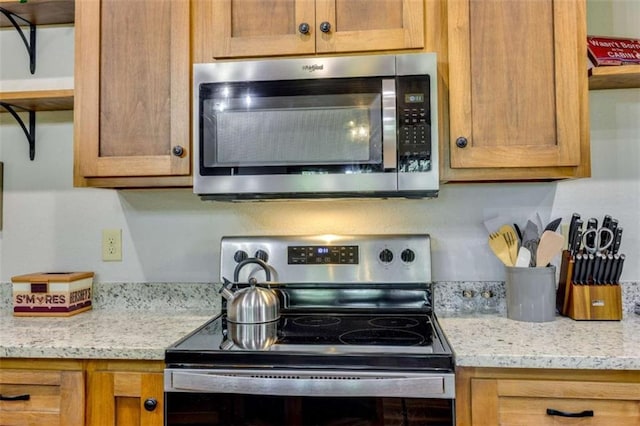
xmin=193 ymin=53 xmax=439 ymax=200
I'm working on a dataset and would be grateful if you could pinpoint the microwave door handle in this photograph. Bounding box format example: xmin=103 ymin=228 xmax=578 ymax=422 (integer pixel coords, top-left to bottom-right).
xmin=382 ymin=79 xmax=397 ymax=170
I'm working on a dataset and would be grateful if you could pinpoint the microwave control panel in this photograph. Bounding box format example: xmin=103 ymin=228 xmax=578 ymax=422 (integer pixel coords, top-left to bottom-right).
xmin=397 ymin=76 xmax=431 ymax=173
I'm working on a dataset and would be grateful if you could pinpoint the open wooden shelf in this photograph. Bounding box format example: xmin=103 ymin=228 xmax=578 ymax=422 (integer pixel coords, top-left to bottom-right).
xmin=589 ymin=65 xmax=640 ymax=90
xmin=0 ymin=89 xmax=73 ymax=111
xmin=0 ymin=0 xmax=75 ymax=26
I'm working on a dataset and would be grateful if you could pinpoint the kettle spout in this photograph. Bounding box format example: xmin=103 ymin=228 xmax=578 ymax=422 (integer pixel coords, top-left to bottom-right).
xmin=219 ymin=277 xmax=235 ymax=302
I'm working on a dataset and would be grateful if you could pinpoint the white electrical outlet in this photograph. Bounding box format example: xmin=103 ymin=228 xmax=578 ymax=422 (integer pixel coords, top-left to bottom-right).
xmin=102 ymin=229 xmax=122 ymax=261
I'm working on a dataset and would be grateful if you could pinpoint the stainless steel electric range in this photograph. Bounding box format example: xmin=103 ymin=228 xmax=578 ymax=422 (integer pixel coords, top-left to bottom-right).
xmin=165 ymin=235 xmax=455 ymax=426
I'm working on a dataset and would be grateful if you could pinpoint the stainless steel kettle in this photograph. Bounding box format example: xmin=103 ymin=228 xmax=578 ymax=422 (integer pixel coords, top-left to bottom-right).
xmin=221 ymin=321 xmax=279 ymax=350
xmin=219 ymin=258 xmax=280 ymax=324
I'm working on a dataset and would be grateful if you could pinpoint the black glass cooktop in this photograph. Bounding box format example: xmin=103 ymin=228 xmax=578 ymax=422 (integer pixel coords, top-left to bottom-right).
xmin=166 ymin=311 xmax=454 ymax=371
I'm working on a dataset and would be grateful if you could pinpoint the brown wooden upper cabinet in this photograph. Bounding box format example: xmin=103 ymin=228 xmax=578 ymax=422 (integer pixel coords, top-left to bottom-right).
xmin=444 ymin=0 xmax=590 ymax=181
xmin=197 ymin=0 xmax=424 ymax=59
xmin=74 ymin=0 xmax=191 ymax=188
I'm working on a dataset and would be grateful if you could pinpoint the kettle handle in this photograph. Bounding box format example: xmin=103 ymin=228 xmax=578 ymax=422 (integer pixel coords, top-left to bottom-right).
xmin=233 ymin=258 xmax=272 ymax=283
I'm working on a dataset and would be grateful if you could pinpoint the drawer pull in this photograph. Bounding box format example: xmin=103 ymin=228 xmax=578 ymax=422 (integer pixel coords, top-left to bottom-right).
xmin=0 ymin=393 xmax=30 ymax=401
xmin=546 ymin=408 xmax=594 ymax=418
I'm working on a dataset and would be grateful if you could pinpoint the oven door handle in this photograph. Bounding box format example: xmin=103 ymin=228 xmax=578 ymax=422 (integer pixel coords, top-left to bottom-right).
xmin=166 ymin=369 xmax=454 ymax=399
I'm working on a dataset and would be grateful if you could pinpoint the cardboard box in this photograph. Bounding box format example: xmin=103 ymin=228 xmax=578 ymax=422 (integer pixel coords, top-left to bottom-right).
xmin=12 ymin=272 xmax=94 ymax=317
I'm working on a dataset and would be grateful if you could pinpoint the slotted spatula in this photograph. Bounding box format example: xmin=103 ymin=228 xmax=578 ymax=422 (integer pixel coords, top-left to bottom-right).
xmin=498 ymin=224 xmax=519 ymax=266
xmin=488 ymin=232 xmax=513 ymax=266
xmin=536 ymin=231 xmax=564 ymax=267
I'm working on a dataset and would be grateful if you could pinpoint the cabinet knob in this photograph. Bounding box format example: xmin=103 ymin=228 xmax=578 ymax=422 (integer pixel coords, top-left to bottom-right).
xmin=319 ymin=21 xmax=331 ymax=33
xmin=143 ymin=398 xmax=158 ymax=412
xmin=172 ymin=145 xmax=185 ymax=157
xmin=455 ymin=137 xmax=468 ymax=148
xmin=298 ymin=22 xmax=310 ymax=35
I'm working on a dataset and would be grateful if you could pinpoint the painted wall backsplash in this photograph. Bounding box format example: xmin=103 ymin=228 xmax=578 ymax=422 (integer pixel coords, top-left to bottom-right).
xmin=1 ymin=1 xmax=638 ymax=286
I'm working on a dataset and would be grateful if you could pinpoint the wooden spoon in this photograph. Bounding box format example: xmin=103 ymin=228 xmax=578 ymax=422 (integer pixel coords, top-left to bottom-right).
xmin=499 ymin=224 xmax=519 ymax=266
xmin=536 ymin=230 xmax=564 ymax=267
xmin=488 ymin=232 xmax=513 ymax=266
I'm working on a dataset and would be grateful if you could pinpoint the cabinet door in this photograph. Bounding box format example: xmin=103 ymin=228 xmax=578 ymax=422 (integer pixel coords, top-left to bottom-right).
xmin=206 ymin=0 xmax=424 ymax=59
xmin=448 ymin=0 xmax=583 ymax=171
xmin=210 ymin=0 xmax=316 ymax=58
xmin=88 ymin=371 xmax=164 ymax=426
xmin=74 ymin=0 xmax=190 ymax=183
xmin=0 ymin=369 xmax=84 ymax=426
xmin=470 ymin=378 xmax=640 ymax=425
xmin=315 ymin=0 xmax=424 ymax=53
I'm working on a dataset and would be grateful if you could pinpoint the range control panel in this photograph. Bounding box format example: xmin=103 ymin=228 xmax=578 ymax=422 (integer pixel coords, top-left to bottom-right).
xmin=220 ymin=235 xmax=433 ymax=284
xmin=288 ymin=245 xmax=359 ymax=265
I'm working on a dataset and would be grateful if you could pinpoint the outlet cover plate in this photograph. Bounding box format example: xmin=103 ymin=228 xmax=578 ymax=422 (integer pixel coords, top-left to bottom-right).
xmin=102 ymin=228 xmax=122 ymax=261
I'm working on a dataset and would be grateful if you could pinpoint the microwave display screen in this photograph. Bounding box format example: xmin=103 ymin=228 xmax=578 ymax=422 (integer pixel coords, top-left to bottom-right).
xmin=405 ymin=93 xmax=424 ymax=103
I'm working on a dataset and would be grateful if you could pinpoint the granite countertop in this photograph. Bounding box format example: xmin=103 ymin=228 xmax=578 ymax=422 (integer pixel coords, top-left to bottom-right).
xmin=1 ymin=282 xmax=638 ymax=370
xmin=439 ymin=314 xmax=640 ymax=370
xmin=0 ymin=310 xmax=214 ymax=360
xmin=2 ymin=308 xmax=639 ymax=370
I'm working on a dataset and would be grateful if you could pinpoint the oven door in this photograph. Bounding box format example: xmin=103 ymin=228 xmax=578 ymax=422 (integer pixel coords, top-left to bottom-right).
xmin=165 ymin=369 xmax=455 ymax=425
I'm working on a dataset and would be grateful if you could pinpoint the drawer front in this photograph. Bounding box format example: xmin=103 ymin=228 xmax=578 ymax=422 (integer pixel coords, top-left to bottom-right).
xmin=501 ymin=396 xmax=640 ymax=425
xmin=470 ymin=377 xmax=640 ymax=426
xmin=0 ymin=369 xmax=84 ymax=426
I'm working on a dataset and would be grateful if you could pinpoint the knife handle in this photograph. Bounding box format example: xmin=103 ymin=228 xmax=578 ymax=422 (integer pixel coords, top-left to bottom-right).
xmin=592 ymin=253 xmax=602 ymax=285
xmin=614 ymin=255 xmax=625 ymax=284
xmin=568 ymin=213 xmax=580 ymax=249
xmin=584 ymin=218 xmax=598 ymax=249
xmin=571 ymin=226 xmax=583 ymax=256
xmin=578 ymin=254 xmax=589 ymax=284
xmin=584 ymin=254 xmax=595 ymax=284
xmin=602 ymin=254 xmax=614 ymax=284
xmin=572 ymin=254 xmax=582 ymax=284
xmin=610 ymin=254 xmax=621 ymax=285
xmin=611 ymin=227 xmax=623 ymax=255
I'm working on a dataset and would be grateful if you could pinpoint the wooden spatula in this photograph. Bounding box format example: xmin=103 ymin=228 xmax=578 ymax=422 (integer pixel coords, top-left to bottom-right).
xmin=488 ymin=232 xmax=513 ymax=266
xmin=498 ymin=224 xmax=519 ymax=266
xmin=536 ymin=230 xmax=564 ymax=267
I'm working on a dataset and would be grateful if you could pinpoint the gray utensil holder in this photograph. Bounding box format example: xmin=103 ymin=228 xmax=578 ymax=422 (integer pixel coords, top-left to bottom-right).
xmin=505 ymin=266 xmax=556 ymax=322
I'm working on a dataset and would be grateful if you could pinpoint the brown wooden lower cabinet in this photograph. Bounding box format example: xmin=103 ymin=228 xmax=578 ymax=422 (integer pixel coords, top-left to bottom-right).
xmin=456 ymin=367 xmax=640 ymax=426
xmin=86 ymin=360 xmax=164 ymax=426
xmin=0 ymin=360 xmax=85 ymax=426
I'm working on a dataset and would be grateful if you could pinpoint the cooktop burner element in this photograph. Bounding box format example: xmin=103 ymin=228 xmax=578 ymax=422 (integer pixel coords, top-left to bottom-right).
xmin=369 ymin=316 xmax=420 ymax=328
xmin=292 ymin=315 xmax=342 ymax=327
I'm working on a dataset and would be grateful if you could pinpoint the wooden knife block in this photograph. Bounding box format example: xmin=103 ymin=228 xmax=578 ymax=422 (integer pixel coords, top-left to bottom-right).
xmin=557 ymin=251 xmax=622 ymax=320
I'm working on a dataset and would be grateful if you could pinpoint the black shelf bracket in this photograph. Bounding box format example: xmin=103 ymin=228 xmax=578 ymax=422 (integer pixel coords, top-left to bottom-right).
xmin=0 ymin=6 xmax=37 ymax=74
xmin=0 ymin=102 xmax=36 ymax=160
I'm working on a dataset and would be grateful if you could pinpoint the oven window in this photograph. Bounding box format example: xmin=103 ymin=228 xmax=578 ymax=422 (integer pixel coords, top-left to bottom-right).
xmin=199 ymin=78 xmax=385 ymax=173
xmin=166 ymin=393 xmax=453 ymax=426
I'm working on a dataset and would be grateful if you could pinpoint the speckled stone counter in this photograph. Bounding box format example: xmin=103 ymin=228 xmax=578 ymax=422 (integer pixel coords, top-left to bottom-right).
xmin=1 ymin=281 xmax=638 ymax=370
xmin=0 ymin=310 xmax=214 ymax=360
xmin=438 ymin=314 xmax=640 ymax=370
xmin=0 ymin=282 xmax=218 ymax=360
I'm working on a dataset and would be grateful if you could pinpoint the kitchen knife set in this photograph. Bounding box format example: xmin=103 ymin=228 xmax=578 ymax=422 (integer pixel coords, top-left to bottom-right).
xmin=557 ymin=212 xmax=624 ymax=321
xmin=567 ymin=213 xmax=625 ymax=285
